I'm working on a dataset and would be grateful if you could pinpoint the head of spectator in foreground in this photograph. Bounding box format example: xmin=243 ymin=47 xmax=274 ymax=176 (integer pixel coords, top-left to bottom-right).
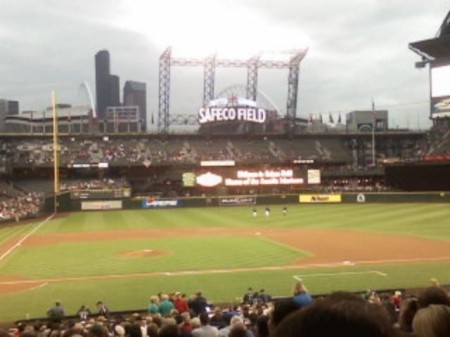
xmin=397 ymin=296 xmax=419 ymax=333
xmin=255 ymin=315 xmax=269 ymax=337
xmin=229 ymin=324 xmax=247 ymax=337
xmin=128 ymin=323 xmax=142 ymax=337
xmin=272 ymin=291 xmax=397 ymax=337
xmin=199 ymin=312 xmax=210 ymax=326
xmin=268 ymin=299 xmax=300 ymax=335
xmin=158 ymin=324 xmax=180 ymax=337
xmin=412 ymin=304 xmax=450 ymax=337
xmin=88 ymin=324 xmax=108 ymax=337
xmin=418 ymin=286 xmax=450 ymax=309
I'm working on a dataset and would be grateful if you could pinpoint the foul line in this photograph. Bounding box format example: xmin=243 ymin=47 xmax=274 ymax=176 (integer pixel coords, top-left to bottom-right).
xmin=293 ymin=271 xmax=387 ymax=280
xmin=4 ymin=255 xmax=450 ymax=287
xmin=0 ymin=214 xmax=55 ymax=262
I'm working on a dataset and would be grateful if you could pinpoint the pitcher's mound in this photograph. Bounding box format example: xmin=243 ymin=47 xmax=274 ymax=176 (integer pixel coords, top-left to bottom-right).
xmin=120 ymin=249 xmax=169 ymax=258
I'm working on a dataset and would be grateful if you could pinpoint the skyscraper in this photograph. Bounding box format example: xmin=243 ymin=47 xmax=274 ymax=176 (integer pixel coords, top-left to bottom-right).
xmin=123 ymin=81 xmax=147 ymax=131
xmin=109 ymin=74 xmax=121 ymax=107
xmin=95 ymin=50 xmax=110 ymax=120
xmin=95 ymin=50 xmax=120 ymax=120
xmin=0 ymin=99 xmax=19 ymax=132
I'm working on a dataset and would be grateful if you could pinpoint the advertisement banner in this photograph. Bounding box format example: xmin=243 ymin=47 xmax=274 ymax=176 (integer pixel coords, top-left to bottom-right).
xmin=299 ymin=194 xmax=342 ymax=203
xmin=81 ymin=200 xmax=123 ymax=210
xmin=142 ymin=199 xmax=179 ymax=208
xmin=219 ymin=196 xmax=256 ymax=206
xmin=307 ymin=169 xmax=321 ymax=184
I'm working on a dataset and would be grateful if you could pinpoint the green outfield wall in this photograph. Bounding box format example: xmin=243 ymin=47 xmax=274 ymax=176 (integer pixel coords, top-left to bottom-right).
xmin=48 ymin=192 xmax=450 ymax=213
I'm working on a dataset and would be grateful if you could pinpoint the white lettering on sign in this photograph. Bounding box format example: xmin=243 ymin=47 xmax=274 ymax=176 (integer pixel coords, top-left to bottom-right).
xmin=237 ymin=170 xmax=293 ymax=179
xmin=198 ymin=108 xmax=266 ymax=124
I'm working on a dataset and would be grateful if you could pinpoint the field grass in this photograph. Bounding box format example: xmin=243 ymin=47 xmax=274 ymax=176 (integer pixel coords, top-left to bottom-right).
xmin=0 ymin=203 xmax=450 ymax=322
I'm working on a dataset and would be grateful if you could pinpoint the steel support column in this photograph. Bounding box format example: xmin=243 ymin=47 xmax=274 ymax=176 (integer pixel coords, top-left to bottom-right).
xmin=246 ymin=55 xmax=260 ymax=101
xmin=286 ymin=52 xmax=305 ymax=122
xmin=158 ymin=47 xmax=171 ymax=133
xmin=203 ymin=54 xmax=216 ymax=106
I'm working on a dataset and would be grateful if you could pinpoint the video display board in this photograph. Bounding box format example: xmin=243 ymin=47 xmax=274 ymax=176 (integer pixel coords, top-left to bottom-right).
xmin=430 ymin=62 xmax=450 ymax=118
xmin=182 ymin=168 xmax=320 ymax=188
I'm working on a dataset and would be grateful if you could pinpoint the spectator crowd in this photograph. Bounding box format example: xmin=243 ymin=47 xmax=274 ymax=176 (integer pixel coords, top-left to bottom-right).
xmin=0 ymin=184 xmax=44 ymax=223
xmin=3 ymin=279 xmax=450 ymax=337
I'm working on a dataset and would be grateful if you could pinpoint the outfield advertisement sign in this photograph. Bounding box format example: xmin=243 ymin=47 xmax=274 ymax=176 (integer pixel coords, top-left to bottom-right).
xmin=142 ymin=199 xmax=179 ymax=208
xmin=219 ymin=196 xmax=256 ymax=206
xmin=81 ymin=200 xmax=123 ymax=210
xmin=299 ymin=194 xmax=342 ymax=203
xmin=307 ymin=169 xmax=321 ymax=184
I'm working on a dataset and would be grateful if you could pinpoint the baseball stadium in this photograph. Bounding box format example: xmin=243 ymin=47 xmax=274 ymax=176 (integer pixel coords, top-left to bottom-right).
xmin=1 ymin=9 xmax=450 ymax=337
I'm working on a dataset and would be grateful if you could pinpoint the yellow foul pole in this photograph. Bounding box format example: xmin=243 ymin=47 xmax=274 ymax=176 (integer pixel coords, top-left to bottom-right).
xmin=52 ymin=91 xmax=60 ymax=213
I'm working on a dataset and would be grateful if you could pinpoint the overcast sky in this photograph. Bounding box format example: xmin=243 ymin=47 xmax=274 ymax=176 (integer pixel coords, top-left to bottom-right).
xmin=0 ymin=0 xmax=448 ymax=130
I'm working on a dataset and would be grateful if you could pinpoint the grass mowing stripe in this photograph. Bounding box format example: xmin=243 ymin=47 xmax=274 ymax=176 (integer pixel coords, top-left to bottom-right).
xmin=1 ymin=204 xmax=450 ymax=322
xmin=2 ymin=260 xmax=449 ymax=322
xmin=0 ymin=214 xmax=54 ymax=262
xmin=0 ymin=225 xmax=30 ymax=246
xmin=1 ymin=236 xmax=305 ymax=278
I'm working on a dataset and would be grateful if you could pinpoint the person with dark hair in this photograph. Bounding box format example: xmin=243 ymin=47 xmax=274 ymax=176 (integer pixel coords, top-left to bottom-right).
xmin=272 ymin=291 xmax=397 ymax=337
xmin=209 ymin=308 xmax=226 ymax=330
xmin=257 ymin=289 xmax=270 ymax=305
xmin=47 ymin=300 xmax=65 ymax=323
xmin=418 ymin=286 xmax=450 ymax=308
xmin=175 ymin=293 xmax=189 ymax=314
xmin=148 ymin=323 xmax=159 ymax=337
xmin=96 ymin=301 xmax=110 ymax=318
xmin=228 ymin=324 xmax=247 ymax=337
xmin=190 ymin=292 xmax=208 ymax=317
xmin=268 ymin=299 xmax=299 ymax=335
xmin=128 ymin=323 xmax=143 ymax=337
xmin=89 ymin=324 xmax=108 ymax=337
xmin=77 ymin=304 xmax=91 ymax=320
xmin=158 ymin=324 xmax=181 ymax=337
xmin=192 ymin=312 xmax=218 ymax=337
xmin=242 ymin=288 xmax=255 ymax=305
xmin=255 ymin=315 xmax=269 ymax=337
xmin=395 ymin=296 xmax=419 ymax=334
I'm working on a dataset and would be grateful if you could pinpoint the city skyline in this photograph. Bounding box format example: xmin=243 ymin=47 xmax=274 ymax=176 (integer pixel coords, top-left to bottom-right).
xmin=0 ymin=0 xmax=449 ymax=130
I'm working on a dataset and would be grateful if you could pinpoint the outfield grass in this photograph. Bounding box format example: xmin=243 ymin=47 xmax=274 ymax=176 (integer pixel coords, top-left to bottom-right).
xmin=0 ymin=203 xmax=450 ymax=322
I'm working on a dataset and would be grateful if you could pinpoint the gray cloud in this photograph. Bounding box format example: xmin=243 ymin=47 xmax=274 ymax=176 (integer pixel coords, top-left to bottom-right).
xmin=0 ymin=0 xmax=448 ymax=129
